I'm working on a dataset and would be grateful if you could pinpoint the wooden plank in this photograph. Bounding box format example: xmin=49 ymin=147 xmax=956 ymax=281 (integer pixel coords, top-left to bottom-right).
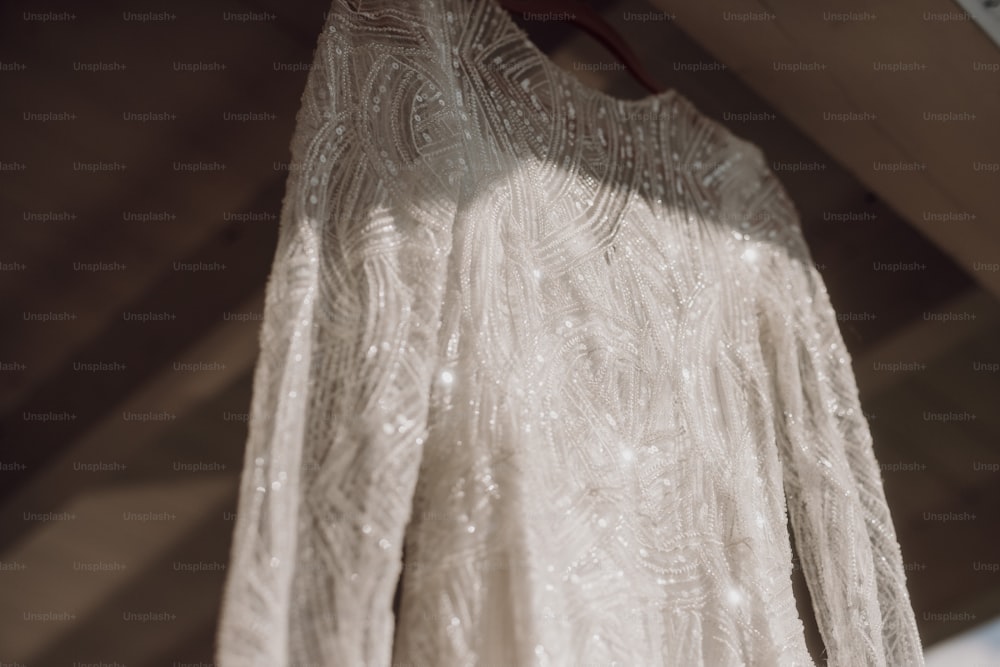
xmin=652 ymin=0 xmax=1000 ymax=300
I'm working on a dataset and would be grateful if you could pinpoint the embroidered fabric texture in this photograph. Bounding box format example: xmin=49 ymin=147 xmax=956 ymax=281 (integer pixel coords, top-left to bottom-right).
xmin=215 ymin=1 xmax=925 ymax=665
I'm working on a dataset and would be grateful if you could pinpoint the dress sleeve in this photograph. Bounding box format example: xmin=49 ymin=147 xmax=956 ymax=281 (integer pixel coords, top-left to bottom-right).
xmin=215 ymin=5 xmax=449 ymax=665
xmin=747 ymin=153 xmax=925 ymax=666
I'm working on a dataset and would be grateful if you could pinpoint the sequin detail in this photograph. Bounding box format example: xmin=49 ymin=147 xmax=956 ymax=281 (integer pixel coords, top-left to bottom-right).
xmin=215 ymin=1 xmax=925 ymax=666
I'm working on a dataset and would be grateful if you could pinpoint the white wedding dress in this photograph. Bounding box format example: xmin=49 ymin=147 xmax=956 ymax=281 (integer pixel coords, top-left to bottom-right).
xmin=215 ymin=1 xmax=926 ymax=664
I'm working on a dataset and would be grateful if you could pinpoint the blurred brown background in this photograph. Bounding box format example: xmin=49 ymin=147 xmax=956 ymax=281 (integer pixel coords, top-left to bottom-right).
xmin=1 ymin=0 xmax=998 ymax=664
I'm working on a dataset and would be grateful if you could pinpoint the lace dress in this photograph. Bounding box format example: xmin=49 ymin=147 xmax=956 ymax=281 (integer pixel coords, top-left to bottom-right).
xmin=215 ymin=0 xmax=926 ymax=665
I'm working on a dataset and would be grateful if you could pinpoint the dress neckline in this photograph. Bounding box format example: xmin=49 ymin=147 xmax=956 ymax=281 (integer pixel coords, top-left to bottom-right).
xmin=480 ymin=0 xmax=677 ymax=113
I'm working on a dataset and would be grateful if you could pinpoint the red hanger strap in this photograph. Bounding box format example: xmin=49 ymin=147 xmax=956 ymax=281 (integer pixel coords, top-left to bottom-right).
xmin=498 ymin=0 xmax=666 ymax=95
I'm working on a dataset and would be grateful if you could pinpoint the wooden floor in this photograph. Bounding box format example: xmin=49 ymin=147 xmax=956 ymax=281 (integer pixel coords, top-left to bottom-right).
xmin=0 ymin=0 xmax=997 ymax=663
